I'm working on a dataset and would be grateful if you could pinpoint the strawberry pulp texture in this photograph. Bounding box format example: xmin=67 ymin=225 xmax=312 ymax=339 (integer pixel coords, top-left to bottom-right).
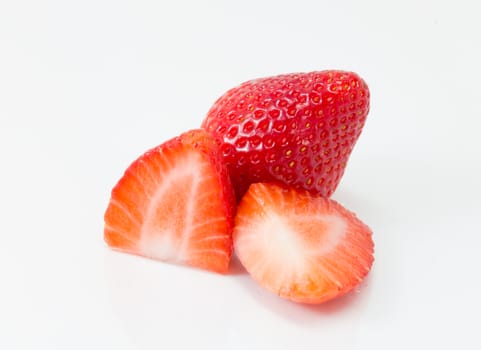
xmin=233 ymin=183 xmax=374 ymax=304
xmin=104 ymin=129 xmax=236 ymax=273
xmin=202 ymin=71 xmax=370 ymax=200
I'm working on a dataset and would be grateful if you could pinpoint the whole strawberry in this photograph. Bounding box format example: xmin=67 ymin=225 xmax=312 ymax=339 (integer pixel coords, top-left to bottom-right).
xmin=202 ymin=70 xmax=370 ymax=200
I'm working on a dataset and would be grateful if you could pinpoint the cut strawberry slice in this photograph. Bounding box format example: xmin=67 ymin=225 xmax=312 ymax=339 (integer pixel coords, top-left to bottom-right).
xmin=233 ymin=183 xmax=374 ymax=303
xmin=104 ymin=129 xmax=236 ymax=273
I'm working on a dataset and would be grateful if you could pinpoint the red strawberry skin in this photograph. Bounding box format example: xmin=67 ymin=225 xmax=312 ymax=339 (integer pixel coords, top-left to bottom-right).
xmin=104 ymin=129 xmax=236 ymax=273
xmin=202 ymin=70 xmax=370 ymax=200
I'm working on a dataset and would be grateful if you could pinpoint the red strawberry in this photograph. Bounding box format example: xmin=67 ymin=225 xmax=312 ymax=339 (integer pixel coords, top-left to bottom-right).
xmin=233 ymin=183 xmax=374 ymax=304
xmin=202 ymin=70 xmax=370 ymax=200
xmin=104 ymin=129 xmax=236 ymax=273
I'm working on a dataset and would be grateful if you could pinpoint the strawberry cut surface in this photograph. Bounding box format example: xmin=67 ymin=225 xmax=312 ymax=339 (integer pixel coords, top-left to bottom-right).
xmin=202 ymin=70 xmax=370 ymax=200
xmin=233 ymin=183 xmax=374 ymax=303
xmin=104 ymin=129 xmax=236 ymax=273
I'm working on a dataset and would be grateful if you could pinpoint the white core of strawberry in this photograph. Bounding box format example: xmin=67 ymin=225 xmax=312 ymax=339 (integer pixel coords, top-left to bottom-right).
xmin=256 ymin=212 xmax=308 ymax=277
xmin=253 ymin=212 xmax=348 ymax=261
xmin=314 ymin=214 xmax=348 ymax=255
xmin=137 ymin=151 xmax=203 ymax=263
xmin=235 ymin=208 xmax=349 ymax=293
xmin=139 ymin=232 xmax=179 ymax=261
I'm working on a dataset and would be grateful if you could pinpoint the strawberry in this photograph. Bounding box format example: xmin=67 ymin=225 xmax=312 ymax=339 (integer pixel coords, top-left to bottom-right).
xmin=233 ymin=183 xmax=374 ymax=304
xmin=202 ymin=70 xmax=370 ymax=200
xmin=104 ymin=129 xmax=236 ymax=273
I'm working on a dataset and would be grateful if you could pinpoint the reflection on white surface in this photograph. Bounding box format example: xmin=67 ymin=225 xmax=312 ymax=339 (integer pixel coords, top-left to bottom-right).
xmin=103 ymin=251 xmax=374 ymax=349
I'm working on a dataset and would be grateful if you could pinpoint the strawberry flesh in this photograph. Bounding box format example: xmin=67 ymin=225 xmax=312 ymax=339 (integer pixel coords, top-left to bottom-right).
xmin=233 ymin=183 xmax=374 ymax=303
xmin=104 ymin=129 xmax=236 ymax=273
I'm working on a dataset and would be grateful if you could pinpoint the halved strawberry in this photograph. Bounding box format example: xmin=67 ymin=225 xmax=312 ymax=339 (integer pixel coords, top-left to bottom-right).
xmin=104 ymin=129 xmax=236 ymax=273
xmin=233 ymin=183 xmax=374 ymax=303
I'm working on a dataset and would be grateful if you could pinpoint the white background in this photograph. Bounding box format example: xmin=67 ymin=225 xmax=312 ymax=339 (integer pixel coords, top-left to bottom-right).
xmin=1 ymin=0 xmax=480 ymax=349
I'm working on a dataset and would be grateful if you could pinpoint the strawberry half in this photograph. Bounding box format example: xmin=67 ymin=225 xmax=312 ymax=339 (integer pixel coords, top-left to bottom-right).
xmin=234 ymin=183 xmax=374 ymax=304
xmin=202 ymin=70 xmax=370 ymax=200
xmin=104 ymin=129 xmax=236 ymax=273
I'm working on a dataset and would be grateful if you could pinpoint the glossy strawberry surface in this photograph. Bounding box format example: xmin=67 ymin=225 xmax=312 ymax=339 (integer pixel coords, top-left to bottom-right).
xmin=202 ymin=70 xmax=370 ymax=200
